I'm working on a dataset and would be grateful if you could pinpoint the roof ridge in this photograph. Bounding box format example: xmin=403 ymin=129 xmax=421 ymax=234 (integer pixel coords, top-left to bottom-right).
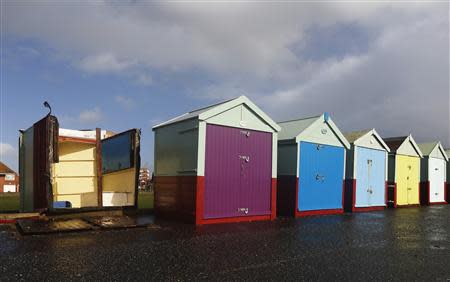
xmin=344 ymin=128 xmax=372 ymax=134
xmin=278 ymin=114 xmax=321 ymax=124
xmin=188 ymin=97 xmax=237 ymax=114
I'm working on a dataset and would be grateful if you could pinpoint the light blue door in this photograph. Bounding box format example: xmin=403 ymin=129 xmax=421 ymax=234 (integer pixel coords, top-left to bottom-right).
xmin=355 ymin=147 xmax=386 ymax=207
xmin=298 ymin=142 xmax=345 ymax=211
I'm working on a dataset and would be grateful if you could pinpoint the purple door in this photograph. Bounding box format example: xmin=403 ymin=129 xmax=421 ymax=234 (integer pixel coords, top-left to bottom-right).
xmin=204 ymin=124 xmax=272 ymax=219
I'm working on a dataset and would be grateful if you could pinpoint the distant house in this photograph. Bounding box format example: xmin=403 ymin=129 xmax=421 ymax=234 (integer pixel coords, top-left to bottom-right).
xmin=139 ymin=168 xmax=151 ymax=190
xmin=0 ymin=161 xmax=20 ymax=193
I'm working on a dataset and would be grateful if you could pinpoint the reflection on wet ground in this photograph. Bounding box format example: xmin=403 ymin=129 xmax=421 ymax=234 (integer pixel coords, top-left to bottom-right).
xmin=1 ymin=206 xmax=450 ymax=281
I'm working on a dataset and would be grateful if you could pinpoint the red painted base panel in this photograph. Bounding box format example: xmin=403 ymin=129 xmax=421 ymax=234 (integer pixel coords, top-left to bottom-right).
xmin=352 ymin=206 xmax=386 ymax=212
xmin=0 ymin=219 xmax=16 ymax=224
xmin=198 ymin=215 xmax=272 ymax=225
xmin=445 ymin=182 xmax=448 ymax=203
xmin=429 ymin=202 xmax=447 ymax=205
xmin=295 ymin=209 xmax=344 ymax=217
xmin=396 ymin=204 xmax=421 ymax=208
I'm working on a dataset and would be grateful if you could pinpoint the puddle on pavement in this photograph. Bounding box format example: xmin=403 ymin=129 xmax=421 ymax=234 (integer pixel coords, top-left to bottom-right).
xmin=84 ymin=215 xmax=156 ymax=229
xmin=17 ymin=218 xmax=94 ymax=235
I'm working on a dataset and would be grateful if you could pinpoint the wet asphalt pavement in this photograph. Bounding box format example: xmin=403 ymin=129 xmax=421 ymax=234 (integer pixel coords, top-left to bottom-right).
xmin=1 ymin=206 xmax=450 ymax=281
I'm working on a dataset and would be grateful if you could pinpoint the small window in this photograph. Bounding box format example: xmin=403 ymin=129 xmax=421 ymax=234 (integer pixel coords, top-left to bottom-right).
xmin=102 ymin=131 xmax=135 ymax=174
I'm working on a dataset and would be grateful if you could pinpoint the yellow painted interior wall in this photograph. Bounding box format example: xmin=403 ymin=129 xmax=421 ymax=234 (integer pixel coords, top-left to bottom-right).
xmin=103 ymin=168 xmax=136 ymax=205
xmin=396 ymin=155 xmax=420 ymax=205
xmin=52 ymin=141 xmax=98 ymax=208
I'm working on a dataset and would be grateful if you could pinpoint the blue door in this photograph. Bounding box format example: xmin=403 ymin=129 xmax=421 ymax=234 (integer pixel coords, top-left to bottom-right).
xmin=298 ymin=142 xmax=345 ymax=211
xmin=355 ymin=147 xmax=385 ymax=207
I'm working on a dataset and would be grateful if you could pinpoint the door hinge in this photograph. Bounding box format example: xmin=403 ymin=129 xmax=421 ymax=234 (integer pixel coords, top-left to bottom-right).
xmin=240 ymin=130 xmax=250 ymax=137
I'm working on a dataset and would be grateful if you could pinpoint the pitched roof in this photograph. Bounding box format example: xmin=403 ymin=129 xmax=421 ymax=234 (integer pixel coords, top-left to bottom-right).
xmin=383 ymin=136 xmax=409 ymax=152
xmin=418 ymin=142 xmax=449 ymax=161
xmin=277 ymin=115 xmax=320 ymax=140
xmin=384 ymin=135 xmax=423 ymax=157
xmin=344 ymin=128 xmax=390 ymax=152
xmin=152 ymin=96 xmax=280 ymax=132
xmin=278 ymin=113 xmax=350 ymax=149
xmin=344 ymin=129 xmax=372 ymax=144
xmin=0 ymin=161 xmax=16 ymax=174
xmin=417 ymin=142 xmax=439 ymax=156
xmin=153 ymin=98 xmax=233 ymax=129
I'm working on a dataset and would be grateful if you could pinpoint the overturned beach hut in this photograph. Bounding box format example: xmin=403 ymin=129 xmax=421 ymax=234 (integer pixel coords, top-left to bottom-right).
xmin=19 ymin=114 xmax=140 ymax=212
xmin=277 ymin=113 xmax=350 ymax=217
xmin=418 ymin=142 xmax=448 ymax=205
xmin=153 ymin=96 xmax=280 ymax=225
xmin=384 ymin=135 xmax=423 ymax=207
xmin=344 ymin=129 xmax=390 ymax=212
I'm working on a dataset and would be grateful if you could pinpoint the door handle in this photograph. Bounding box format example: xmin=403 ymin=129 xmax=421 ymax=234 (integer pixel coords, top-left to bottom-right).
xmin=315 ymin=174 xmax=325 ymax=182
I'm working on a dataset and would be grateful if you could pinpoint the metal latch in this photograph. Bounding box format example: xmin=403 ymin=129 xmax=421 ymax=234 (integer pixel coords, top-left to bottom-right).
xmin=315 ymin=174 xmax=325 ymax=182
xmin=239 ymin=155 xmax=250 ymax=162
xmin=238 ymin=208 xmax=249 ymax=214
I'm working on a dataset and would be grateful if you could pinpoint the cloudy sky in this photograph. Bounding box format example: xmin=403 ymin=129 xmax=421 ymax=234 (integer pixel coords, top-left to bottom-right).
xmin=1 ymin=1 xmax=449 ymax=171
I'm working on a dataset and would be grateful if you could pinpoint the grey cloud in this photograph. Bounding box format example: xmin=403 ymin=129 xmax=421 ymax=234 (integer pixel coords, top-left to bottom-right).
xmin=4 ymin=2 xmax=449 ymax=146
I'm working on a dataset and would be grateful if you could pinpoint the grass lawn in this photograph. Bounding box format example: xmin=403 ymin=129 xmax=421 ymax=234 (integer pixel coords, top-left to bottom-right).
xmin=138 ymin=191 xmax=154 ymax=209
xmin=0 ymin=193 xmax=20 ymax=212
xmin=0 ymin=191 xmax=153 ymax=212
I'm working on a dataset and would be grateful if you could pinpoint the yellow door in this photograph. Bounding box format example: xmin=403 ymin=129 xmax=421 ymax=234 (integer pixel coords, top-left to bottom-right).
xmin=396 ymin=155 xmax=420 ymax=205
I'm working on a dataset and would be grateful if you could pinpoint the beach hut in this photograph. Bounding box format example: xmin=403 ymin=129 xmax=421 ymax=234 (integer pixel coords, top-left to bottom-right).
xmin=418 ymin=142 xmax=448 ymax=205
xmin=384 ymin=135 xmax=423 ymax=207
xmin=343 ymin=129 xmax=391 ymax=212
xmin=153 ymin=96 xmax=280 ymax=225
xmin=19 ymin=114 xmax=141 ymax=212
xmin=277 ymin=113 xmax=350 ymax=217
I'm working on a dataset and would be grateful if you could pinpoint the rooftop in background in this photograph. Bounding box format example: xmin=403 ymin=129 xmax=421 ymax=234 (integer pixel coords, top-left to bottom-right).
xmin=344 ymin=129 xmax=372 ymax=144
xmin=0 ymin=161 xmax=17 ymax=175
xmin=383 ymin=136 xmax=409 ymax=152
xmin=417 ymin=142 xmax=449 ymax=161
xmin=417 ymin=142 xmax=439 ymax=156
xmin=344 ymin=128 xmax=391 ymax=152
xmin=277 ymin=115 xmax=321 ymax=141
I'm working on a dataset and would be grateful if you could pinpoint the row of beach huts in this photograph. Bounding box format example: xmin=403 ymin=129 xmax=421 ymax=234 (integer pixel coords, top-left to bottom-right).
xmin=152 ymin=96 xmax=449 ymax=225
xmin=18 ymin=96 xmax=449 ymax=226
